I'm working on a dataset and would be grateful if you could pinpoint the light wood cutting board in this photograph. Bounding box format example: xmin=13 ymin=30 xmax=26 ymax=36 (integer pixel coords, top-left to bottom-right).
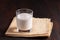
xmin=5 ymin=17 xmax=53 ymax=37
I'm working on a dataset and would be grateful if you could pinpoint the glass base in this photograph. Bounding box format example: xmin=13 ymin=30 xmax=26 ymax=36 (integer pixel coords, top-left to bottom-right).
xmin=18 ymin=30 xmax=31 ymax=32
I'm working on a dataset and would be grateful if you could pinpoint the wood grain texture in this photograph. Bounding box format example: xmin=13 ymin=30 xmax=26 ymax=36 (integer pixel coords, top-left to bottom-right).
xmin=0 ymin=0 xmax=60 ymax=40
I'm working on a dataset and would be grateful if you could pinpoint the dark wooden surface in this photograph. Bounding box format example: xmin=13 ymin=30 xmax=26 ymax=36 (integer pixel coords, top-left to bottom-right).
xmin=0 ymin=0 xmax=60 ymax=40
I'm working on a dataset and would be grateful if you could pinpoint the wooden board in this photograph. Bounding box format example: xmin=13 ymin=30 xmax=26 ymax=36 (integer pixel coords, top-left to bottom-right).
xmin=5 ymin=17 xmax=53 ymax=37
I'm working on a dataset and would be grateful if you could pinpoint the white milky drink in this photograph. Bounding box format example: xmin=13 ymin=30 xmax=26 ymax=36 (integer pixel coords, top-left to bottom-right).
xmin=16 ymin=13 xmax=32 ymax=31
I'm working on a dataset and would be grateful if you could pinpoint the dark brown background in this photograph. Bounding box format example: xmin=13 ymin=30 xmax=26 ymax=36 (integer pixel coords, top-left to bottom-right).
xmin=0 ymin=0 xmax=60 ymax=40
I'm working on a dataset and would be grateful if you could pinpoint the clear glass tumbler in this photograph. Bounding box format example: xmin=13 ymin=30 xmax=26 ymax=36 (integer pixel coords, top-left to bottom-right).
xmin=16 ymin=8 xmax=33 ymax=32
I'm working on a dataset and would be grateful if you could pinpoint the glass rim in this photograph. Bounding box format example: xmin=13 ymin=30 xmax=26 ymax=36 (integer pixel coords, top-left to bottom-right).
xmin=16 ymin=8 xmax=33 ymax=13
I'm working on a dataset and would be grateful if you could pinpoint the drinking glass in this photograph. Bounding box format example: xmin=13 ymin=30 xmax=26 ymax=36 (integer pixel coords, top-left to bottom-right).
xmin=16 ymin=8 xmax=33 ymax=32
